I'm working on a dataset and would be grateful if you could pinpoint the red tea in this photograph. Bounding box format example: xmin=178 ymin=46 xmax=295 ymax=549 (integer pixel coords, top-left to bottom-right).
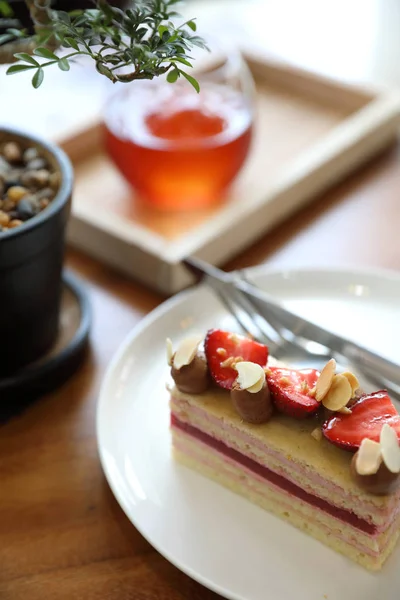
xmin=104 ymin=81 xmax=253 ymax=210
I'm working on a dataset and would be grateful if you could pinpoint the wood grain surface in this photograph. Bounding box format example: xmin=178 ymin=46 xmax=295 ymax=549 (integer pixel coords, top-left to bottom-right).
xmin=2 ymin=1 xmax=400 ymax=598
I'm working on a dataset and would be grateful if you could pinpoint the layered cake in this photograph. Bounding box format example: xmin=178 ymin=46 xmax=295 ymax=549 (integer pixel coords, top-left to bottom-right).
xmin=167 ymin=330 xmax=400 ymax=571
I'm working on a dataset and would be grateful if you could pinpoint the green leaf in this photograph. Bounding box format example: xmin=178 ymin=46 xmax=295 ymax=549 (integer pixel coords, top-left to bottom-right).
xmin=85 ymin=9 xmax=100 ymax=20
xmin=89 ymin=36 xmax=102 ymax=46
xmin=13 ymin=53 xmax=39 ymax=66
xmin=171 ymin=56 xmax=192 ymax=67
xmin=6 ymin=63 xmax=36 ymax=75
xmin=56 ymin=12 xmax=71 ymax=25
xmin=136 ymin=27 xmax=147 ymax=39
xmin=104 ymin=55 xmax=120 ymax=65
xmin=189 ymin=36 xmax=208 ymax=50
xmin=0 ymin=1 xmax=13 ymax=17
xmin=32 ymin=68 xmax=44 ymax=89
xmin=0 ymin=33 xmax=13 ymax=45
xmin=36 ymin=29 xmax=54 ymax=46
xmin=179 ymin=69 xmax=200 ymax=93
xmin=54 ymin=32 xmax=65 ymax=45
xmin=72 ymin=15 xmax=87 ymax=27
xmin=158 ymin=25 xmax=169 ymax=37
xmin=64 ymin=36 xmax=80 ymax=51
xmin=97 ymin=0 xmax=114 ymax=20
xmin=96 ymin=62 xmax=113 ymax=79
xmin=6 ymin=28 xmax=26 ymax=38
xmin=58 ymin=57 xmax=70 ymax=71
xmin=166 ymin=68 xmax=179 ymax=83
xmin=33 ymin=47 xmax=59 ymax=60
xmin=111 ymin=34 xmax=121 ymax=46
xmin=187 ymin=20 xmax=196 ymax=31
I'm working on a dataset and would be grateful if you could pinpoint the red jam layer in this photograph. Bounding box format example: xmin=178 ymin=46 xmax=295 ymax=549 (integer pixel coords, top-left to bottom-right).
xmin=171 ymin=414 xmax=376 ymax=535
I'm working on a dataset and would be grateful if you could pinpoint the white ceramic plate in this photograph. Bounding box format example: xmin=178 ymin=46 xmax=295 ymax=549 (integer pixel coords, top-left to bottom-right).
xmin=97 ymin=267 xmax=400 ymax=600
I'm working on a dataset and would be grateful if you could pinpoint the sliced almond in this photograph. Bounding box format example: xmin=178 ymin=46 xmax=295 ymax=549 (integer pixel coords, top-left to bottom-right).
xmin=235 ymin=361 xmax=265 ymax=393
xmin=380 ymin=424 xmax=400 ymax=474
xmin=221 ymin=356 xmax=243 ymax=368
xmin=227 ymin=333 xmax=241 ymax=343
xmin=308 ymin=386 xmax=317 ymax=398
xmin=356 ymin=439 xmax=382 ymax=475
xmin=173 ymin=334 xmax=202 ymax=370
xmin=315 ymin=358 xmax=336 ymax=402
xmin=341 ymin=371 xmax=360 ymax=396
xmin=221 ymin=356 xmax=235 ymax=368
xmin=311 ymin=427 xmax=322 ymax=442
xmin=216 ymin=347 xmax=227 ymax=357
xmin=300 ymin=380 xmax=309 ymax=393
xmin=166 ymin=338 xmax=173 ymax=366
xmin=321 ymin=374 xmax=352 ymax=411
xmin=247 ymin=377 xmax=266 ymax=393
xmin=338 ymin=406 xmax=352 ymax=415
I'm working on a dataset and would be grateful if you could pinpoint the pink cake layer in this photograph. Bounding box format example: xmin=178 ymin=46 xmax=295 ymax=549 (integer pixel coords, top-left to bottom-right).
xmin=170 ymin=396 xmax=400 ymax=527
xmin=172 ymin=429 xmax=400 ymax=558
xmin=172 ymin=413 xmax=379 ymax=533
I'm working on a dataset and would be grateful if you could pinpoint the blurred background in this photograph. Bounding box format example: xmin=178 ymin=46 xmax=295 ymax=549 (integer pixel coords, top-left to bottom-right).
xmin=2 ymin=0 xmax=400 ymax=138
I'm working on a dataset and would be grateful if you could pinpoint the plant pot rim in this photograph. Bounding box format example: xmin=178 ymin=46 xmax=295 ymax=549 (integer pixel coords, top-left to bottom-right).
xmin=0 ymin=126 xmax=73 ymax=240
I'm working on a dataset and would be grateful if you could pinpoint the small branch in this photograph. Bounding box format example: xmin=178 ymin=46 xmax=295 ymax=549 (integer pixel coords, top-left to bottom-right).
xmin=114 ymin=62 xmax=172 ymax=83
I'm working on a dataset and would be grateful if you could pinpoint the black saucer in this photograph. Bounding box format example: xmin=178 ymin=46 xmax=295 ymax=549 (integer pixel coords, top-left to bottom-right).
xmin=0 ymin=271 xmax=91 ymax=421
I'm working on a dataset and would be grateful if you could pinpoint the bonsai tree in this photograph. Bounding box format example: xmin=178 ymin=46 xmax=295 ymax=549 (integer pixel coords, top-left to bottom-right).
xmin=0 ymin=0 xmax=205 ymax=90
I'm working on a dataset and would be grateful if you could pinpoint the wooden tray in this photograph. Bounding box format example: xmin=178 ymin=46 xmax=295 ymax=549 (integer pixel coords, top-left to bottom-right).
xmin=60 ymin=52 xmax=400 ymax=294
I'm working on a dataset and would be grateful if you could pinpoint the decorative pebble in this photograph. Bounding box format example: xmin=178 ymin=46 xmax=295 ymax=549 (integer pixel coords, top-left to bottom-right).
xmin=0 ymin=139 xmax=59 ymax=233
xmin=0 ymin=210 xmax=10 ymax=226
xmin=4 ymin=179 xmax=20 ymax=192
xmin=17 ymin=198 xmax=36 ymax=221
xmin=23 ymin=147 xmax=39 ymax=163
xmin=21 ymin=169 xmax=49 ymax=190
xmin=37 ymin=187 xmax=54 ymax=201
xmin=7 ymin=185 xmax=29 ymax=202
xmin=39 ymin=198 xmax=50 ymax=210
xmin=0 ymin=157 xmax=9 ymax=174
xmin=33 ymin=169 xmax=50 ymax=187
xmin=9 ymin=219 xmax=24 ymax=228
xmin=27 ymin=157 xmax=47 ymax=171
xmin=2 ymin=198 xmax=16 ymax=212
xmin=3 ymin=141 xmax=22 ymax=164
xmin=7 ymin=210 xmax=19 ymax=220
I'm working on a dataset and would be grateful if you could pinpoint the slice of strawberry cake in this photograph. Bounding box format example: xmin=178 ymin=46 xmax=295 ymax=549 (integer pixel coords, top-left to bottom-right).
xmin=167 ymin=329 xmax=400 ymax=571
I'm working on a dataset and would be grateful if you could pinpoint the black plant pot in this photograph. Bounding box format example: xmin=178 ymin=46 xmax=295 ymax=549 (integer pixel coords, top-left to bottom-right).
xmin=0 ymin=129 xmax=73 ymax=377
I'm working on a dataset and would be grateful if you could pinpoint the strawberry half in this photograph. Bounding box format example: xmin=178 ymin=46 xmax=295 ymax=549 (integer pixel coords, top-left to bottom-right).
xmin=322 ymin=390 xmax=400 ymax=452
xmin=204 ymin=329 xmax=268 ymax=389
xmin=266 ymin=366 xmax=320 ymax=419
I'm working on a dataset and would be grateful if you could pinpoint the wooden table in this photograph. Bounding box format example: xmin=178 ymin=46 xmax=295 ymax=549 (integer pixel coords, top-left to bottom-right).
xmin=2 ymin=2 xmax=400 ymax=598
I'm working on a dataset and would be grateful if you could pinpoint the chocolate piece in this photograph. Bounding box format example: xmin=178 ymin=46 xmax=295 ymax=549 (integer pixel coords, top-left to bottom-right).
xmin=231 ymin=382 xmax=273 ymax=424
xmin=171 ymin=352 xmax=210 ymax=394
xmin=350 ymin=452 xmax=400 ymax=496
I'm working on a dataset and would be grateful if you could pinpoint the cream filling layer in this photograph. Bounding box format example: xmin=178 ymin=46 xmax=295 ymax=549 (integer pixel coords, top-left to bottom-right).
xmin=171 ymin=397 xmax=400 ymax=527
xmin=172 ymin=427 xmax=400 ymax=558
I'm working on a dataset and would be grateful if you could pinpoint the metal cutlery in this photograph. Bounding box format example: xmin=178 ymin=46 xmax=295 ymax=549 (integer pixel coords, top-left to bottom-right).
xmin=183 ymin=257 xmax=400 ymax=396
